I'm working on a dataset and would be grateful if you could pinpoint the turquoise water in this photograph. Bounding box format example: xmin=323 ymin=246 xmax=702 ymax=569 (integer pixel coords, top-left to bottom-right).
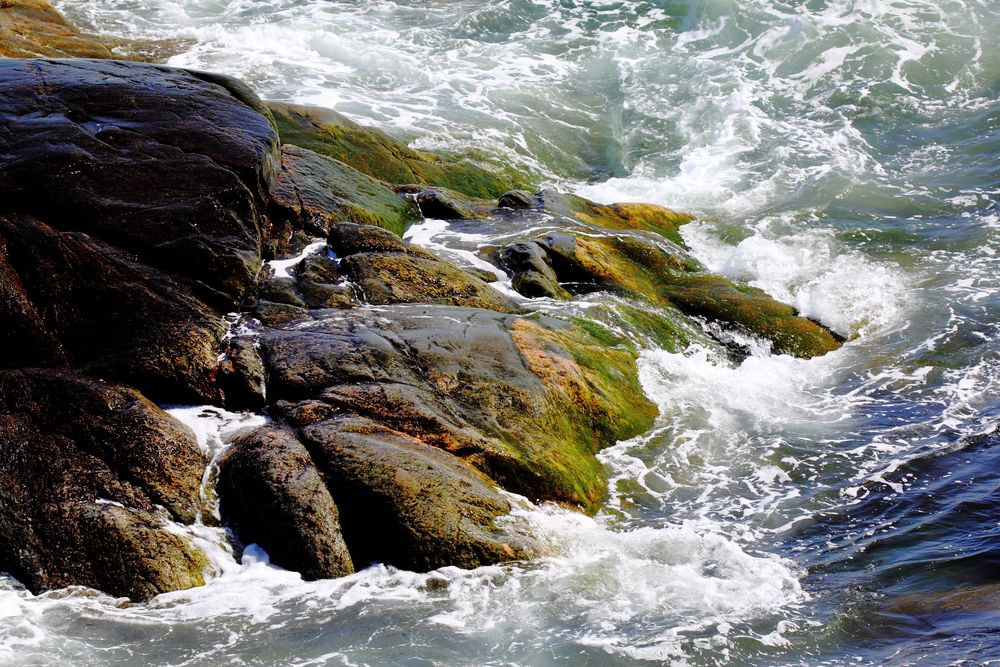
xmin=5 ymin=1 xmax=1000 ymax=664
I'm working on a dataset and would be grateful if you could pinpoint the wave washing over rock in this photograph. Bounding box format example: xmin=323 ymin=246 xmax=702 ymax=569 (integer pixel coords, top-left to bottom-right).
xmin=1 ymin=0 xmax=1000 ymax=665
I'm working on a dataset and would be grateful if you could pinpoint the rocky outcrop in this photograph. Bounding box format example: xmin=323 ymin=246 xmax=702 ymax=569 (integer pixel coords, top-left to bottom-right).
xmin=0 ymin=370 xmax=208 ymax=600
xmin=0 ymin=0 xmax=112 ymax=58
xmin=258 ymin=306 xmax=656 ymax=511
xmin=0 ymin=56 xmax=282 ymax=599
xmin=487 ymin=203 xmax=842 ymax=358
xmin=217 ymin=427 xmax=354 ymax=580
xmin=0 ymin=14 xmax=847 ymax=599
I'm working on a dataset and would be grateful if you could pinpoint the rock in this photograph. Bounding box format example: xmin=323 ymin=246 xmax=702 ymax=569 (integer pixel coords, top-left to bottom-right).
xmin=217 ymin=337 xmax=266 ymax=412
xmin=395 ymin=185 xmax=492 ymax=220
xmin=0 ymin=58 xmax=279 ymax=309
xmin=328 ymin=222 xmax=411 ymax=256
xmin=532 ymin=231 xmax=842 ymax=358
xmin=497 ymin=189 xmax=537 ymax=209
xmin=0 ymin=0 xmax=112 ymax=58
xmin=268 ymin=101 xmax=529 ymax=198
xmin=301 ymin=416 xmax=537 ymax=571
xmin=258 ymin=305 xmax=657 ymax=510
xmin=0 ymin=214 xmax=224 ymax=403
xmin=253 ymin=300 xmax=310 ymax=328
xmin=537 ymin=190 xmax=694 ymax=247
xmin=340 ymin=252 xmax=522 ymax=312
xmin=0 ymin=232 xmax=66 ymax=368
xmin=659 ymin=274 xmax=845 ymax=358
xmin=269 ymin=144 xmax=419 ymax=244
xmin=499 ymin=241 xmax=570 ymax=300
xmin=0 ymin=369 xmax=208 ymax=600
xmin=217 ymin=427 xmax=354 ymax=580
xmin=486 ymin=217 xmax=841 ymax=358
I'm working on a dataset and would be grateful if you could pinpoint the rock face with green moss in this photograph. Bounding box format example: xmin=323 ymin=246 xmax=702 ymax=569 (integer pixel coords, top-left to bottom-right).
xmin=268 ymin=101 xmax=529 ymax=198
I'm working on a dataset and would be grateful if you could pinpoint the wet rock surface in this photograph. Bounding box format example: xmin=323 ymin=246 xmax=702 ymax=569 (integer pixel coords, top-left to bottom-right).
xmin=0 ymin=370 xmax=208 ymax=601
xmin=0 ymin=58 xmax=279 ymax=309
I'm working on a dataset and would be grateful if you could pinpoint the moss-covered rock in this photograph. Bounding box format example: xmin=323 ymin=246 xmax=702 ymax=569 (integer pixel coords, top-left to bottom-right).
xmin=258 ymin=305 xmax=656 ymax=512
xmin=269 ymin=144 xmax=419 ymax=241
xmin=537 ymin=190 xmax=695 ymax=247
xmin=494 ymin=223 xmax=842 ymax=359
xmin=0 ymin=0 xmax=112 ymax=58
xmin=268 ymin=102 xmax=528 ymax=198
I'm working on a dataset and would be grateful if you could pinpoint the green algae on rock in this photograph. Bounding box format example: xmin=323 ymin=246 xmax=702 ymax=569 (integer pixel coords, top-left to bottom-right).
xmin=257 ymin=305 xmax=656 ymax=513
xmin=268 ymin=101 xmax=530 ymax=198
xmin=269 ymin=144 xmax=420 ymax=241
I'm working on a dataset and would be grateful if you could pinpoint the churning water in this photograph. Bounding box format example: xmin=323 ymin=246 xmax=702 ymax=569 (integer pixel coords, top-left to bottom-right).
xmin=7 ymin=1 xmax=1000 ymax=664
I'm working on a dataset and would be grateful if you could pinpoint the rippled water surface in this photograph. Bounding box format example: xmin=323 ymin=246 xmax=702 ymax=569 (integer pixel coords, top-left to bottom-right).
xmin=10 ymin=0 xmax=1000 ymax=664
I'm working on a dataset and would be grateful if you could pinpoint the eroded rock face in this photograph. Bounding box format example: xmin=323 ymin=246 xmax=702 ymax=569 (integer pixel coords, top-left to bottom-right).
xmin=0 ymin=58 xmax=279 ymax=309
xmin=0 ymin=370 xmax=208 ymax=601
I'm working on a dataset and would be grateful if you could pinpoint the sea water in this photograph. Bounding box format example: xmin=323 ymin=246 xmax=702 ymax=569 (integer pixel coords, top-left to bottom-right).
xmin=5 ymin=1 xmax=1000 ymax=664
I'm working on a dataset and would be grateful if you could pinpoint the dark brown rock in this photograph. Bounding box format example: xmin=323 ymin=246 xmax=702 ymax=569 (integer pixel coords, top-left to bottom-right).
xmin=301 ymin=415 xmax=536 ymax=572
xmin=0 ymin=58 xmax=279 ymax=309
xmin=217 ymin=337 xmax=266 ymax=412
xmin=0 ymin=214 xmax=224 ymax=403
xmin=0 ymin=369 xmax=208 ymax=600
xmin=217 ymin=427 xmax=354 ymax=580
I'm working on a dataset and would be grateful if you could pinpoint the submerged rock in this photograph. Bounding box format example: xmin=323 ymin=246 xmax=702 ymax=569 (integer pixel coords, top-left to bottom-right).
xmin=0 ymin=370 xmax=208 ymax=601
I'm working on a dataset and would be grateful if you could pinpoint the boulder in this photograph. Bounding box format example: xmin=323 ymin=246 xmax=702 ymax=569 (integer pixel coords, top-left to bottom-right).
xmin=258 ymin=305 xmax=657 ymax=510
xmin=340 ymin=252 xmax=521 ymax=312
xmin=394 ymin=185 xmax=493 ymax=220
xmin=217 ymin=427 xmax=354 ymax=580
xmin=0 ymin=370 xmax=208 ymax=601
xmin=301 ymin=416 xmax=537 ymax=571
xmin=268 ymin=101 xmax=529 ymax=198
xmin=0 ymin=0 xmax=112 ymax=59
xmin=0 ymin=58 xmax=279 ymax=309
